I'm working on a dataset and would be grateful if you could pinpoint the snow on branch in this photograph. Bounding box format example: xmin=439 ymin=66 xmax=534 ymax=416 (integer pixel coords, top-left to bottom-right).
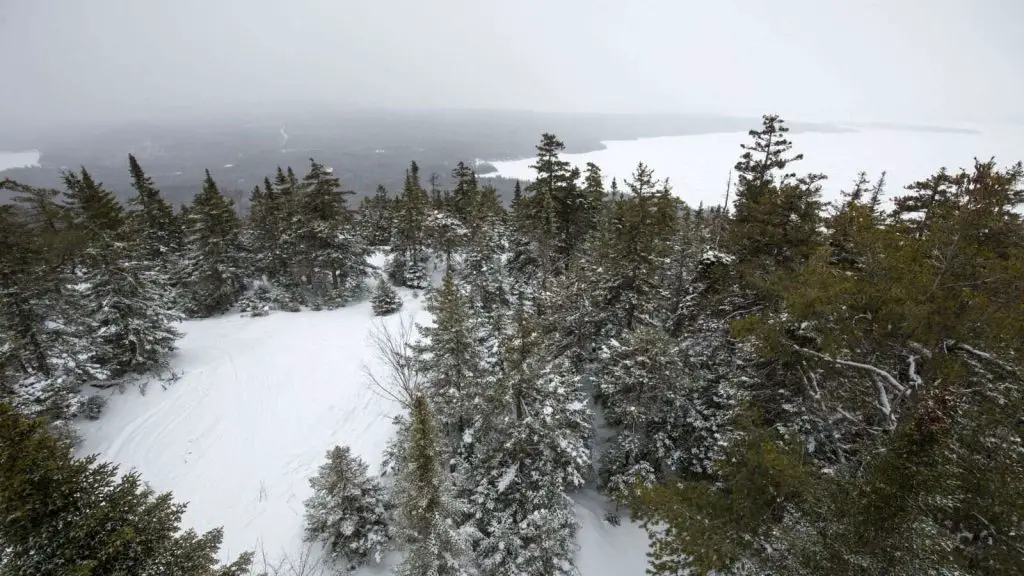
xmin=949 ymin=341 xmax=1022 ymax=380
xmin=793 ymin=346 xmax=907 ymax=394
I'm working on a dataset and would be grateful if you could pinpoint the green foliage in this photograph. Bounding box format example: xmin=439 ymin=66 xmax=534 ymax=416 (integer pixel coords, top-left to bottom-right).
xmin=393 ymin=395 xmax=472 ymax=576
xmin=370 ymin=276 xmax=403 ymax=316
xmin=304 ymin=445 xmax=391 ymax=569
xmin=181 ymin=170 xmax=246 ymax=317
xmin=0 ymin=403 xmax=252 ymax=575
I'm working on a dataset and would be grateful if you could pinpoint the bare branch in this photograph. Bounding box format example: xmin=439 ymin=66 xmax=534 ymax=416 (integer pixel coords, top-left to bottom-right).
xmin=363 ymin=314 xmax=422 ymax=409
xmin=950 ymin=341 xmax=1022 ymax=379
xmin=907 ymin=355 xmax=923 ymax=389
xmin=793 ymin=346 xmax=907 ymax=394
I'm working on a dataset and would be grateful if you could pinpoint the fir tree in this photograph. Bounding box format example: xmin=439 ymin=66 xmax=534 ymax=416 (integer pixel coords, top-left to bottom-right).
xmin=598 ymin=327 xmax=735 ymax=502
xmin=393 ymin=395 xmax=473 ymax=576
xmin=371 ymin=275 xmax=403 ymax=316
xmin=391 ymin=162 xmax=431 ymax=288
xmin=62 ymin=167 xmax=125 ymax=240
xmin=470 ymin=310 xmax=591 ymax=576
xmin=525 ymin=133 xmax=574 ymax=273
xmin=181 ymin=170 xmax=246 ymax=317
xmin=304 ymin=445 xmax=391 ymax=570
xmin=413 ymin=270 xmax=485 ymax=452
xmin=79 ymin=238 xmax=182 ymax=377
xmin=127 ymin=153 xmax=182 ymax=263
xmin=0 ymin=404 xmax=252 ymax=575
xmin=727 ymin=114 xmax=824 ymax=270
xmin=296 ymin=158 xmax=367 ymax=304
xmin=451 ymin=160 xmax=479 ymax=224
xmin=359 ymin=184 xmax=396 ymax=247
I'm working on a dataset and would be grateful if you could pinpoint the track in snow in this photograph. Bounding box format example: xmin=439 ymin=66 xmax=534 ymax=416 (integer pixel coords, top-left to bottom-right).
xmin=77 ymin=291 xmax=650 ymax=573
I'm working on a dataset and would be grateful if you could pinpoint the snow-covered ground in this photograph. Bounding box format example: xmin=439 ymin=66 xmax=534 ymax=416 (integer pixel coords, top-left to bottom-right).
xmin=482 ymin=125 xmax=1024 ymax=209
xmin=77 ymin=272 xmax=649 ymax=574
xmin=0 ymin=150 xmax=41 ymax=172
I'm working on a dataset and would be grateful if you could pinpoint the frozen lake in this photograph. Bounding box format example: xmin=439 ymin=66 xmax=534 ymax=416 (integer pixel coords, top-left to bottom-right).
xmin=483 ymin=125 xmax=1024 ymax=208
xmin=0 ymin=150 xmax=41 ymax=172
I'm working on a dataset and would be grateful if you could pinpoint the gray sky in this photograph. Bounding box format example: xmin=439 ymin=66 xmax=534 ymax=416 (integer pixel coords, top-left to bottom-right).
xmin=2 ymin=0 xmax=1021 ymax=131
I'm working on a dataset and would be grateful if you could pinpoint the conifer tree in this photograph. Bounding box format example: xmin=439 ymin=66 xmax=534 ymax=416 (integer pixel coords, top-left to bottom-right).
xmin=370 ymin=275 xmax=403 ymax=316
xmin=470 ymin=310 xmax=591 ymax=576
xmin=393 ymin=395 xmax=473 ymax=576
xmin=0 ymin=404 xmax=252 ymax=575
xmin=79 ymin=238 xmax=182 ymax=377
xmin=525 ymin=133 xmax=574 ymax=273
xmin=598 ymin=327 xmax=735 ymax=501
xmin=304 ymin=445 xmax=391 ymax=570
xmin=62 ymin=167 xmax=125 ymax=240
xmin=296 ymin=158 xmax=367 ymax=304
xmin=727 ymin=115 xmax=824 ymax=270
xmin=586 ymin=163 xmax=677 ymax=335
xmin=451 ymin=160 xmax=479 ymax=224
xmin=181 ymin=170 xmax=246 ymax=317
xmin=390 ymin=162 xmax=430 ymax=288
xmin=413 ymin=270 xmax=485 ymax=453
xmin=127 ymin=154 xmax=182 ymax=263
xmin=359 ymin=184 xmax=395 ymax=247
xmin=0 ymin=184 xmax=105 ymax=423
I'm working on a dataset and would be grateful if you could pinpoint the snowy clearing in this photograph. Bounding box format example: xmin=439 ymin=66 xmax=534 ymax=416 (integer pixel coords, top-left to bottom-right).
xmin=482 ymin=125 xmax=1024 ymax=209
xmin=77 ymin=283 xmax=649 ymax=574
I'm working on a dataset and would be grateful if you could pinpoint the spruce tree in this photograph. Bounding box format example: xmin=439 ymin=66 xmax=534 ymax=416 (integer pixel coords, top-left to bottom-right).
xmin=470 ymin=310 xmax=591 ymax=576
xmin=62 ymin=167 xmax=125 ymax=240
xmin=413 ymin=269 xmax=485 ymax=453
xmin=598 ymin=327 xmax=735 ymax=502
xmin=525 ymin=133 xmax=574 ymax=273
xmin=304 ymin=445 xmax=391 ymax=570
xmin=296 ymin=158 xmax=367 ymax=305
xmin=180 ymin=170 xmax=246 ymax=317
xmin=451 ymin=160 xmax=479 ymax=224
xmin=370 ymin=275 xmax=403 ymax=316
xmin=390 ymin=162 xmax=430 ymax=288
xmin=393 ymin=395 xmax=473 ymax=576
xmin=0 ymin=184 xmax=105 ymax=423
xmin=79 ymin=237 xmax=182 ymax=377
xmin=0 ymin=404 xmax=252 ymax=575
xmin=727 ymin=115 xmax=824 ymax=270
xmin=127 ymin=154 xmax=182 ymax=264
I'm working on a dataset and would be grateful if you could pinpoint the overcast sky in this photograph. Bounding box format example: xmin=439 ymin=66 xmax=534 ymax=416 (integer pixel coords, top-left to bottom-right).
xmin=1 ymin=0 xmax=1021 ymax=132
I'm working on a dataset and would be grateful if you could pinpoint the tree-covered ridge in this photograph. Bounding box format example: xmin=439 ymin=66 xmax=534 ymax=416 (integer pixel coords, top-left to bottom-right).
xmin=2 ymin=114 xmax=1022 ymax=574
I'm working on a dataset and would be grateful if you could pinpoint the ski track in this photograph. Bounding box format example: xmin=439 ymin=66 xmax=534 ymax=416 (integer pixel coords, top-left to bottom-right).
xmin=77 ymin=287 xmax=651 ymax=574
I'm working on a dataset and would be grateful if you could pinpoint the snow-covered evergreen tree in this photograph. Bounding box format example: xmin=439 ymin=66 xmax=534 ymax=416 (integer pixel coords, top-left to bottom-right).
xmin=126 ymin=154 xmax=182 ymax=266
xmin=304 ymin=445 xmax=391 ymax=570
xmin=371 ymin=276 xmax=403 ymax=316
xmin=393 ymin=394 xmax=473 ymax=576
xmin=79 ymin=239 xmax=182 ymax=378
xmin=469 ymin=311 xmax=591 ymax=576
xmin=180 ymin=170 xmax=246 ymax=317
xmin=598 ymin=326 xmax=736 ymax=501
xmin=296 ymin=158 xmax=368 ymax=306
xmin=390 ymin=162 xmax=430 ymax=288
xmin=413 ymin=270 xmax=487 ymax=455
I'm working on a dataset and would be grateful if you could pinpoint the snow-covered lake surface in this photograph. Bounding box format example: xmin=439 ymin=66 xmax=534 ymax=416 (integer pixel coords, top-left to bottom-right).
xmin=77 ymin=256 xmax=649 ymax=574
xmin=0 ymin=150 xmax=41 ymax=172
xmin=483 ymin=125 xmax=1024 ymax=208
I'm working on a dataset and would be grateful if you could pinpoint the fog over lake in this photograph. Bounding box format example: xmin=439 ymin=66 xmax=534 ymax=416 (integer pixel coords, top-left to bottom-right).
xmin=483 ymin=125 xmax=1024 ymax=208
xmin=0 ymin=151 xmax=41 ymax=172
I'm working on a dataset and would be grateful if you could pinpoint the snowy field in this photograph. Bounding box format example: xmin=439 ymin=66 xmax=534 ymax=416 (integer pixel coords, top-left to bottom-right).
xmin=483 ymin=125 xmax=1024 ymax=209
xmin=77 ymin=273 xmax=649 ymax=574
xmin=0 ymin=150 xmax=41 ymax=172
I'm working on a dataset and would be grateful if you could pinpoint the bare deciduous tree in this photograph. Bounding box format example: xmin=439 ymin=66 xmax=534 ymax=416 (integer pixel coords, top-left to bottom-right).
xmin=362 ymin=315 xmax=421 ymax=408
